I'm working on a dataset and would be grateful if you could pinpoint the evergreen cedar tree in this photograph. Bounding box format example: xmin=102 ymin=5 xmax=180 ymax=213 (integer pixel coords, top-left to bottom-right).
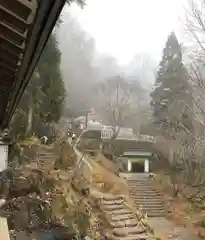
xmin=150 ymin=32 xmax=193 ymax=132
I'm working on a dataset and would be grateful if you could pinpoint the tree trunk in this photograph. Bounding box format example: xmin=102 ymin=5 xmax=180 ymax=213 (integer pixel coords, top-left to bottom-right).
xmin=85 ymin=113 xmax=88 ymax=128
xmin=26 ymin=97 xmax=33 ymax=135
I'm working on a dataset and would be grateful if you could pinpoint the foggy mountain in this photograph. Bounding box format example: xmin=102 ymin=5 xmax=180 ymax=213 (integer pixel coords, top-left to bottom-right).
xmin=57 ymin=11 xmax=156 ymax=115
xmin=123 ymin=54 xmax=157 ymax=89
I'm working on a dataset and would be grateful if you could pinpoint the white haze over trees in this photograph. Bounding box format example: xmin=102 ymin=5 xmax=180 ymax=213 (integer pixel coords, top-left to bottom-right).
xmin=57 ymin=10 xmax=156 ymax=117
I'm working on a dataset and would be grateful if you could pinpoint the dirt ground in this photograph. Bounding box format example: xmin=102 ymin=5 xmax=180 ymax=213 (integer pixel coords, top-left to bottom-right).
xmin=153 ymin=172 xmax=205 ymax=238
xmin=94 ymin=152 xmax=117 ymax=172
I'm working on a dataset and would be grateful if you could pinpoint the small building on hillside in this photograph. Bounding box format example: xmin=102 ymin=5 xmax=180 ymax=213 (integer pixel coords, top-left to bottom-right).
xmin=74 ymin=113 xmax=103 ymax=130
xmin=117 ymin=151 xmax=153 ymax=173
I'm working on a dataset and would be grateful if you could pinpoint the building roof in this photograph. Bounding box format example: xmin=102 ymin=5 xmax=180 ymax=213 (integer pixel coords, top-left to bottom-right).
xmin=0 ymin=0 xmax=66 ymax=128
xmin=121 ymin=151 xmax=153 ymax=157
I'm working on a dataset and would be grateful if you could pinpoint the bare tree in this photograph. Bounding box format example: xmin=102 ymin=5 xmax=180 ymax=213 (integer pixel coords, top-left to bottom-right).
xmin=95 ymin=76 xmax=143 ymax=140
xmin=142 ymin=0 xmax=205 ymax=198
xmin=184 ymin=0 xmax=205 ymax=55
xmin=183 ymin=0 xmax=205 ymax=133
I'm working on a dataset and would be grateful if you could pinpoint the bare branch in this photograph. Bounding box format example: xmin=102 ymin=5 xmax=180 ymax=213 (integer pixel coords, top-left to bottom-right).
xmin=95 ymin=76 xmax=143 ymax=139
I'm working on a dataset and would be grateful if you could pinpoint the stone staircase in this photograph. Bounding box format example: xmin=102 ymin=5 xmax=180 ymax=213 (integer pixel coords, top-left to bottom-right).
xmin=31 ymin=146 xmax=58 ymax=170
xmin=37 ymin=148 xmax=56 ymax=169
xmin=124 ymin=173 xmax=166 ymax=217
xmin=96 ymin=194 xmax=157 ymax=240
xmin=122 ymin=173 xmax=201 ymax=240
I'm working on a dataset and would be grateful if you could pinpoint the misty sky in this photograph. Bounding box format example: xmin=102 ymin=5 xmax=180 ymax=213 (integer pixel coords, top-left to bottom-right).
xmin=62 ymin=0 xmax=187 ymax=65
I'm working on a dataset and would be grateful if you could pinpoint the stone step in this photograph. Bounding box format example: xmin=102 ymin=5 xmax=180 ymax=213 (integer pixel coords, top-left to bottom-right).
xmin=144 ymin=210 xmax=166 ymax=217
xmin=135 ymin=206 xmax=165 ymax=212
xmin=38 ymin=156 xmax=57 ymax=160
xmin=130 ymin=190 xmax=160 ymax=194
xmin=134 ymin=198 xmax=165 ymax=207
xmin=38 ymin=162 xmax=54 ymax=167
xmin=127 ymin=182 xmax=152 ymax=185
xmin=140 ymin=209 xmax=166 ymax=215
xmin=128 ymin=184 xmax=156 ymax=187
xmin=128 ymin=184 xmax=155 ymax=187
xmin=39 ymin=155 xmax=55 ymax=158
xmin=109 ymin=219 xmax=145 ymax=229
xmin=127 ymin=181 xmax=152 ymax=184
xmin=98 ymin=191 xmax=158 ymax=240
xmin=135 ymin=203 xmax=164 ymax=209
xmin=39 ymin=160 xmax=56 ymax=163
xmin=112 ymin=226 xmax=150 ymax=237
xmin=104 ymin=232 xmax=156 ymax=240
xmin=131 ymin=191 xmax=161 ymax=196
xmin=134 ymin=198 xmax=163 ymax=203
xmin=102 ymin=204 xmax=124 ymax=211
xmin=38 ymin=158 xmax=55 ymax=161
xmin=128 ymin=185 xmax=156 ymax=190
xmin=38 ymin=158 xmax=57 ymax=162
xmin=128 ymin=186 xmax=153 ymax=189
xmin=135 ymin=201 xmax=165 ymax=208
xmin=147 ymin=217 xmax=165 ymax=222
xmin=135 ymin=204 xmax=164 ymax=209
xmin=127 ymin=178 xmax=151 ymax=181
xmin=129 ymin=188 xmax=157 ymax=192
xmin=110 ymin=213 xmax=136 ymax=222
xmin=37 ymin=151 xmax=57 ymax=156
xmin=38 ymin=157 xmax=55 ymax=161
xmin=101 ymin=195 xmax=124 ymax=202
xmin=132 ymin=193 xmax=162 ymax=198
xmin=106 ymin=209 xmax=132 ymax=216
xmin=137 ymin=206 xmax=165 ymax=211
xmin=38 ymin=151 xmax=55 ymax=154
xmin=130 ymin=189 xmax=156 ymax=193
xmin=132 ymin=197 xmax=163 ymax=202
xmin=131 ymin=194 xmax=162 ymax=198
xmin=38 ymin=151 xmax=56 ymax=155
xmin=127 ymin=176 xmax=151 ymax=179
xmin=129 ymin=186 xmax=155 ymax=189
xmin=127 ymin=177 xmax=166 ymax=218
xmin=134 ymin=199 xmax=164 ymax=204
xmin=127 ymin=179 xmax=151 ymax=182
xmin=101 ymin=199 xmax=124 ymax=206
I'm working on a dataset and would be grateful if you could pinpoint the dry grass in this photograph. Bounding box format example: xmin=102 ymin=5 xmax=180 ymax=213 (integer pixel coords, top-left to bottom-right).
xmin=94 ymin=152 xmax=116 ymax=172
xmin=153 ymin=171 xmax=205 ymax=238
xmin=89 ymin=155 xmax=129 ymax=197
xmin=54 ymin=141 xmax=77 ymax=170
xmin=7 ymin=137 xmax=103 ymax=238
